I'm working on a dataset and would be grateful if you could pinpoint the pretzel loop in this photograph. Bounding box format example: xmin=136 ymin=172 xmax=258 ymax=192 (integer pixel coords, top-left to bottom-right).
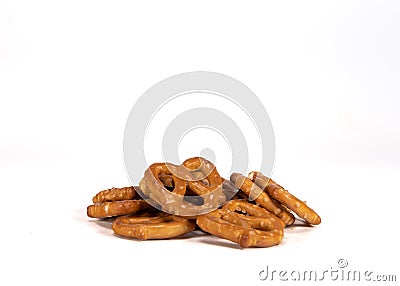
xmin=196 ymin=206 xmax=284 ymax=248
xmin=112 ymin=212 xmax=196 ymax=240
xmin=92 ymin=186 xmax=137 ymax=203
xmin=230 ymin=173 xmax=295 ymax=225
xmin=249 ymin=172 xmax=321 ymax=225
xmin=138 ymin=157 xmax=229 ymax=216
xmin=87 ymin=200 xmax=151 ymax=219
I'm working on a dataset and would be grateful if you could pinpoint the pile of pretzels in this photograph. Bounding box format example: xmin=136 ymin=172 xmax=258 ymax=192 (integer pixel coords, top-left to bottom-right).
xmin=87 ymin=157 xmax=321 ymax=248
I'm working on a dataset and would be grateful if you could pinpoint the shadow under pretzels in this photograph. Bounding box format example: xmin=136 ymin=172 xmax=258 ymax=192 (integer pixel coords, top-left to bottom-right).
xmin=111 ymin=229 xmax=209 ymax=242
xmin=289 ymin=218 xmax=315 ymax=227
xmin=196 ymin=236 xmax=243 ymax=250
xmin=92 ymin=218 xmax=114 ymax=229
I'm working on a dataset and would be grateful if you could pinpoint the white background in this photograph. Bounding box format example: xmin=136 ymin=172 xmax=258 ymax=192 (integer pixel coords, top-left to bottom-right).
xmin=1 ymin=1 xmax=399 ymax=285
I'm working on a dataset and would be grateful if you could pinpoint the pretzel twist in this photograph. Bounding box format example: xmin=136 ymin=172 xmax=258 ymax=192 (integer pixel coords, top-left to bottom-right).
xmin=139 ymin=157 xmax=227 ymax=216
xmin=196 ymin=207 xmax=284 ymax=248
xmin=87 ymin=158 xmax=321 ymax=247
xmin=112 ymin=212 xmax=196 ymax=240
xmin=92 ymin=186 xmax=137 ymax=203
xmin=222 ymin=200 xmax=285 ymax=229
xmin=230 ymin=173 xmax=295 ymax=225
xmin=87 ymin=200 xmax=151 ymax=219
xmin=249 ymin=172 xmax=321 ymax=225
xmin=182 ymin=157 xmax=224 ymax=196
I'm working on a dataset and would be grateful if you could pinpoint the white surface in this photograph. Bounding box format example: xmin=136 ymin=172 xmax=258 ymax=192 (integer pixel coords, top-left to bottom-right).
xmin=1 ymin=1 xmax=400 ymax=285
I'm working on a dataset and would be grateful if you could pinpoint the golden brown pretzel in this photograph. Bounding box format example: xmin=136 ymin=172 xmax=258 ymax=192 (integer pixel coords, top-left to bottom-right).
xmin=182 ymin=157 xmax=224 ymax=195
xmin=230 ymin=173 xmax=295 ymax=225
xmin=139 ymin=162 xmax=187 ymax=210
xmin=92 ymin=186 xmax=137 ymax=203
xmin=139 ymin=157 xmax=226 ymax=216
xmin=87 ymin=200 xmax=151 ymax=219
xmin=249 ymin=172 xmax=321 ymax=225
xmin=222 ymin=199 xmax=285 ymax=229
xmin=112 ymin=212 xmax=196 ymax=240
xmin=196 ymin=208 xmax=284 ymax=248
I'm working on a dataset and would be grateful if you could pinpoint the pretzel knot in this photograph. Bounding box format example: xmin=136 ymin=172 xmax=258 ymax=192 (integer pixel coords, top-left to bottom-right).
xmin=197 ymin=200 xmax=284 ymax=248
xmin=112 ymin=212 xmax=196 ymax=240
xmin=139 ymin=157 xmax=234 ymax=216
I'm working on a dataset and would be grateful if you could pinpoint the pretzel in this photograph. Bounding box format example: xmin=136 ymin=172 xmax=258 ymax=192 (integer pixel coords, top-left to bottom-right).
xmin=249 ymin=172 xmax=321 ymax=225
xmin=182 ymin=157 xmax=224 ymax=195
xmin=196 ymin=207 xmax=284 ymax=248
xmin=112 ymin=212 xmax=196 ymax=240
xmin=87 ymin=158 xmax=321 ymax=248
xmin=87 ymin=200 xmax=151 ymax=218
xmin=139 ymin=157 xmax=227 ymax=216
xmin=230 ymin=173 xmax=295 ymax=225
xmin=222 ymin=200 xmax=285 ymax=229
xmin=92 ymin=186 xmax=137 ymax=203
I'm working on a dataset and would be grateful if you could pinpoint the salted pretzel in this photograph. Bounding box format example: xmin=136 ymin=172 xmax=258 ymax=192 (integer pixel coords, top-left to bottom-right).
xmin=87 ymin=158 xmax=322 ymax=248
xmin=87 ymin=200 xmax=151 ymax=219
xmin=222 ymin=200 xmax=285 ymax=229
xmin=197 ymin=206 xmax=284 ymax=248
xmin=112 ymin=212 xmax=196 ymax=240
xmin=249 ymin=172 xmax=321 ymax=225
xmin=230 ymin=173 xmax=295 ymax=225
xmin=92 ymin=186 xmax=137 ymax=203
xmin=139 ymin=157 xmax=227 ymax=216
xmin=182 ymin=157 xmax=224 ymax=195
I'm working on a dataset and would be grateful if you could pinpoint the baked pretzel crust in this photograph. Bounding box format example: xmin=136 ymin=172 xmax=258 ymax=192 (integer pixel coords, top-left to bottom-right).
xmin=139 ymin=157 xmax=227 ymax=216
xmin=230 ymin=173 xmax=295 ymax=225
xmin=249 ymin=172 xmax=321 ymax=225
xmin=112 ymin=212 xmax=196 ymax=240
xmin=222 ymin=199 xmax=285 ymax=230
xmin=87 ymin=158 xmax=321 ymax=248
xmin=87 ymin=200 xmax=151 ymax=219
xmin=92 ymin=186 xmax=137 ymax=203
xmin=197 ymin=207 xmax=284 ymax=248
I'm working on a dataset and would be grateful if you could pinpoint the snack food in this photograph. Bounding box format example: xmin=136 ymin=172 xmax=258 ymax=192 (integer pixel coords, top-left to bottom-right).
xmin=196 ymin=208 xmax=284 ymax=248
xmin=87 ymin=200 xmax=151 ymax=219
xmin=249 ymin=171 xmax=321 ymax=225
xmin=112 ymin=212 xmax=196 ymax=240
xmin=139 ymin=157 xmax=227 ymax=216
xmin=230 ymin=173 xmax=295 ymax=225
xmin=92 ymin=186 xmax=137 ymax=203
xmin=87 ymin=157 xmax=321 ymax=248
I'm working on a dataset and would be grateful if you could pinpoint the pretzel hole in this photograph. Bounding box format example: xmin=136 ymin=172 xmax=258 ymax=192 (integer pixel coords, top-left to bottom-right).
xmin=164 ymin=180 xmax=175 ymax=192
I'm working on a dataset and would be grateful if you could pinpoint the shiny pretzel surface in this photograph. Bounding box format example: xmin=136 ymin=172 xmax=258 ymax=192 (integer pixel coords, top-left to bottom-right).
xmin=112 ymin=212 xmax=196 ymax=240
xmin=87 ymin=157 xmax=321 ymax=248
xmin=139 ymin=157 xmax=227 ymax=216
xmin=196 ymin=207 xmax=284 ymax=248
xmin=249 ymin=171 xmax=321 ymax=225
xmin=230 ymin=173 xmax=295 ymax=225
